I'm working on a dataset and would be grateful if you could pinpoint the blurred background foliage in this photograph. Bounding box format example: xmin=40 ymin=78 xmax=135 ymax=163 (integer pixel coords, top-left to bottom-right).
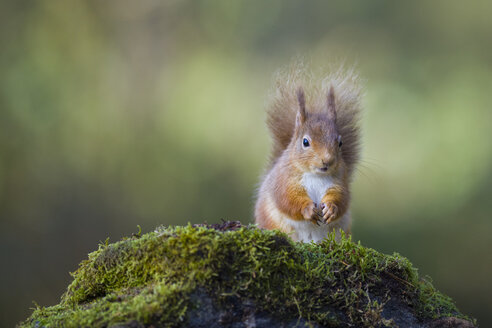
xmin=1 ymin=0 xmax=491 ymax=326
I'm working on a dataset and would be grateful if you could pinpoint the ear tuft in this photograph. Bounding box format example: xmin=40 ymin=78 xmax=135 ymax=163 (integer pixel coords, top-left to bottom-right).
xmin=327 ymin=85 xmax=337 ymax=122
xmin=296 ymin=87 xmax=306 ymax=125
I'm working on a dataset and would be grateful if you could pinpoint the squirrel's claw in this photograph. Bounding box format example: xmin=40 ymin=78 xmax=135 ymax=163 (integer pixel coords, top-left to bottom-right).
xmin=311 ymin=206 xmax=323 ymax=226
xmin=303 ymin=202 xmax=325 ymax=225
xmin=321 ymin=202 xmax=339 ymax=224
xmin=311 ymin=217 xmax=321 ymax=226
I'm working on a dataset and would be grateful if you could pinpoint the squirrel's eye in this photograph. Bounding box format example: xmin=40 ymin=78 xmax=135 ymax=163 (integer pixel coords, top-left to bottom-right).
xmin=337 ymin=135 xmax=342 ymax=148
xmin=302 ymin=138 xmax=310 ymax=148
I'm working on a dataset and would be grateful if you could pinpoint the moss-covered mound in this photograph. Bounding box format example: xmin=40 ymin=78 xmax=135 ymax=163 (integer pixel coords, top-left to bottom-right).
xmin=20 ymin=221 xmax=476 ymax=328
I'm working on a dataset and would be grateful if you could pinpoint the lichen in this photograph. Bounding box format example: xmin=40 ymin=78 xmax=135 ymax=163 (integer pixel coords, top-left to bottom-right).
xmin=19 ymin=222 xmax=475 ymax=328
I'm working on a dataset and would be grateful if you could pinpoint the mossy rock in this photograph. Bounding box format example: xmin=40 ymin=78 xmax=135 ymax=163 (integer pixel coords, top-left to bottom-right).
xmin=20 ymin=221 xmax=476 ymax=328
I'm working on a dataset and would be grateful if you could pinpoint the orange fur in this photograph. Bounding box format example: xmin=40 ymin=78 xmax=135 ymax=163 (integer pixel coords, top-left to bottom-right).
xmin=255 ymin=63 xmax=362 ymax=242
xmin=266 ymin=62 xmax=362 ymax=177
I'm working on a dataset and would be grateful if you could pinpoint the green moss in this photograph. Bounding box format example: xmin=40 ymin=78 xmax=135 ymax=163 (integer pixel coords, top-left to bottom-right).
xmin=20 ymin=223 xmax=475 ymax=327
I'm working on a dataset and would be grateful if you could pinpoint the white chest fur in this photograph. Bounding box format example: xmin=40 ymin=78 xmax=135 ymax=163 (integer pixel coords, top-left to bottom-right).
xmin=300 ymin=172 xmax=335 ymax=205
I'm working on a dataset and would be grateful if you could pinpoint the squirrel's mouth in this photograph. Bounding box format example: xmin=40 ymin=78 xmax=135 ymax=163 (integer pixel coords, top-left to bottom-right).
xmin=317 ymin=166 xmax=329 ymax=173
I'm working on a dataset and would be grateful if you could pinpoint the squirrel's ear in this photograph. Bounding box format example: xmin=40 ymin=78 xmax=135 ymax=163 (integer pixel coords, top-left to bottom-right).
xmin=327 ymin=85 xmax=337 ymax=122
xmin=296 ymin=87 xmax=306 ymax=126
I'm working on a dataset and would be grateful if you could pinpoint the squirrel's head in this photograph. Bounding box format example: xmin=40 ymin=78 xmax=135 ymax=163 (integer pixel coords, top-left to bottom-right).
xmin=291 ymin=86 xmax=343 ymax=175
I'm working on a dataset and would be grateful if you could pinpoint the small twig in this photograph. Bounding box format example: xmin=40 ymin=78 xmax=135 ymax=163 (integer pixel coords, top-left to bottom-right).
xmin=339 ymin=260 xmax=349 ymax=266
xmin=386 ymin=272 xmax=414 ymax=287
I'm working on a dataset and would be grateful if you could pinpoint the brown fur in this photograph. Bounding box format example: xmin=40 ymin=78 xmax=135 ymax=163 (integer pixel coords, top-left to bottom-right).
xmin=255 ymin=62 xmax=363 ymax=241
xmin=266 ymin=63 xmax=362 ymax=177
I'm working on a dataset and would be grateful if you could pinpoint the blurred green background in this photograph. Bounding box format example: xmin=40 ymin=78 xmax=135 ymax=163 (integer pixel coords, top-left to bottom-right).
xmin=1 ymin=0 xmax=491 ymax=326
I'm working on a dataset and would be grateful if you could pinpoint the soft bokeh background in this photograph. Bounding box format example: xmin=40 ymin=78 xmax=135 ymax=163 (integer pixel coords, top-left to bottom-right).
xmin=1 ymin=1 xmax=491 ymax=326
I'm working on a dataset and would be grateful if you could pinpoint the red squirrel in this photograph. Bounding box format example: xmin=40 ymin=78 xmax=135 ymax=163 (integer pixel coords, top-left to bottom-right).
xmin=255 ymin=65 xmax=362 ymax=242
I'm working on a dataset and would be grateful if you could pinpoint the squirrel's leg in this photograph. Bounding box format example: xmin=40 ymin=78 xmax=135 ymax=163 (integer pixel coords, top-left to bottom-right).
xmin=321 ymin=184 xmax=349 ymax=224
xmin=274 ymin=183 xmax=322 ymax=225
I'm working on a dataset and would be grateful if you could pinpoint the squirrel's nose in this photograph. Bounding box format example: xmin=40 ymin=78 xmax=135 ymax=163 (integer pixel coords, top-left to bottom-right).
xmin=322 ymin=158 xmax=334 ymax=167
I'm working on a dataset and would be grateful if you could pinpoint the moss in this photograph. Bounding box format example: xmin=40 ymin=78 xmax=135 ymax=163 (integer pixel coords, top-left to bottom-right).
xmin=20 ymin=223 xmax=476 ymax=328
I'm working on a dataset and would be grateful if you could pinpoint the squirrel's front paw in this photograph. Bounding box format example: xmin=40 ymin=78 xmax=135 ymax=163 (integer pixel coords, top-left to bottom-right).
xmin=301 ymin=202 xmax=322 ymax=225
xmin=321 ymin=202 xmax=339 ymax=223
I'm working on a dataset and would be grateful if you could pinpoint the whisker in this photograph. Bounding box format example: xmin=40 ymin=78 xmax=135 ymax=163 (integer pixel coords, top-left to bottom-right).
xmin=355 ymin=159 xmax=386 ymax=185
